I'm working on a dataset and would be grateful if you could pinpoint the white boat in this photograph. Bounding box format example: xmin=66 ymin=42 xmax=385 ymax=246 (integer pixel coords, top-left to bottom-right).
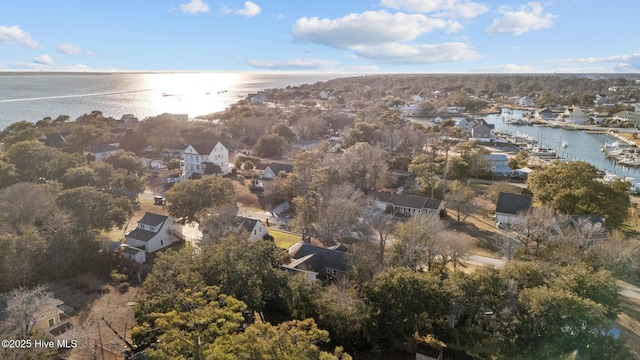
xmin=561 ymin=140 xmax=568 ymax=148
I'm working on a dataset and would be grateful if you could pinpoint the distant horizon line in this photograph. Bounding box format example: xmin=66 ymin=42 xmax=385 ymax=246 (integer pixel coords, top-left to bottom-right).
xmin=0 ymin=71 xmax=639 ymax=77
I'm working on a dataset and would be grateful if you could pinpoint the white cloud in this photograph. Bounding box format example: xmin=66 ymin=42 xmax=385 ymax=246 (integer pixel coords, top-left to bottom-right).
xmin=379 ymin=0 xmax=488 ymax=19
xmin=235 ymin=1 xmax=261 ymax=17
xmin=292 ymin=11 xmax=448 ymax=49
xmin=178 ymin=0 xmax=210 ymax=14
xmin=470 ymin=64 xmax=538 ymax=73
xmin=292 ymin=10 xmax=479 ymax=65
xmin=352 ymin=42 xmax=482 ymax=64
xmin=10 ymin=61 xmax=90 ymax=71
xmin=545 ymin=51 xmax=640 ymax=72
xmin=486 ymin=2 xmax=555 ymax=35
xmin=248 ymin=58 xmax=340 ymax=70
xmin=57 ymin=42 xmax=91 ymax=55
xmin=33 ymin=54 xmax=53 ymax=65
xmin=0 ymin=25 xmax=38 ymax=48
xmin=220 ymin=1 xmax=261 ymax=17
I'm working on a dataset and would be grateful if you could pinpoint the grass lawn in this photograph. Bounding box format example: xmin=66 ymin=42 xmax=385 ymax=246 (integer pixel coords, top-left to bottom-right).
xmin=270 ymin=229 xmax=301 ymax=249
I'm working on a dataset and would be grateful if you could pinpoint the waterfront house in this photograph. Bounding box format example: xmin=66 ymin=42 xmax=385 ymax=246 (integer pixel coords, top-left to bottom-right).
xmin=564 ymin=107 xmax=588 ymax=124
xmin=125 ymin=212 xmax=174 ymax=255
xmin=613 ymin=111 xmax=640 ymax=128
xmin=182 ymin=140 xmax=230 ymax=177
xmin=535 ymin=108 xmax=556 ymax=121
xmin=371 ymin=191 xmax=444 ymax=216
xmin=495 ymin=192 xmax=532 ymax=226
xmin=471 ymin=123 xmax=495 ymax=142
xmin=83 ymin=144 xmax=123 ymax=162
xmin=518 ymin=96 xmax=535 ymax=107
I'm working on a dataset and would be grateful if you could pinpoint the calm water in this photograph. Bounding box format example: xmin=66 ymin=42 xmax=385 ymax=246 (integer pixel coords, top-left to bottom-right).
xmin=483 ymin=109 xmax=640 ymax=179
xmin=0 ymin=72 xmax=342 ymax=127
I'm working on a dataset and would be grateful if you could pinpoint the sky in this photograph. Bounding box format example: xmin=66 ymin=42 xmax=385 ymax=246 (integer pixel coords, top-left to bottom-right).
xmin=1 ymin=0 xmax=639 ymax=74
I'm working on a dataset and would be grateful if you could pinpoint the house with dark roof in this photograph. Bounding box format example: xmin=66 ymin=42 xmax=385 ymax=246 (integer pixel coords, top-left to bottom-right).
xmin=470 ymin=122 xmax=495 ymax=142
xmin=371 ymin=191 xmax=445 ymax=216
xmin=251 ymin=162 xmax=294 ymax=190
xmin=228 ymin=216 xmax=269 ymax=241
xmin=125 ymin=212 xmax=174 ymax=256
xmin=119 ymin=244 xmax=147 ymax=263
xmin=484 ymin=153 xmax=512 ymax=177
xmin=83 ymin=143 xmax=123 ymax=162
xmin=568 ymin=214 xmax=607 ymax=242
xmin=182 ymin=140 xmax=230 ymax=177
xmin=40 ymin=132 xmax=70 ymax=148
xmin=495 ymin=192 xmax=532 ymax=225
xmin=282 ymin=242 xmax=350 ymax=282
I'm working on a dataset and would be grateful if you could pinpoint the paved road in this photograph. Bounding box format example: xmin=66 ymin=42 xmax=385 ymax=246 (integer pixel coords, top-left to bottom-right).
xmin=463 ymin=254 xmax=506 ymax=268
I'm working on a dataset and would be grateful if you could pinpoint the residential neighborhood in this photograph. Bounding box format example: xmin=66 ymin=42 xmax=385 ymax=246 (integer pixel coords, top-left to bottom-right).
xmin=2 ymin=74 xmax=640 ymax=359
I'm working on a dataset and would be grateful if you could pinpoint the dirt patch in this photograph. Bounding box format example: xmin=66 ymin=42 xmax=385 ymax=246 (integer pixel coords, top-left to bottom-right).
xmin=231 ymin=175 xmax=269 ymax=210
xmin=50 ymin=274 xmax=141 ymax=360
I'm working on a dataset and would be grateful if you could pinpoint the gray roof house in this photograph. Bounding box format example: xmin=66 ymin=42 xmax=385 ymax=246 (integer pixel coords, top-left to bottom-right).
xmin=282 ymin=242 xmax=350 ymax=282
xmin=371 ymin=191 xmax=444 ymax=216
xmin=495 ymin=192 xmax=532 ymax=225
xmin=125 ymin=212 xmax=174 ymax=257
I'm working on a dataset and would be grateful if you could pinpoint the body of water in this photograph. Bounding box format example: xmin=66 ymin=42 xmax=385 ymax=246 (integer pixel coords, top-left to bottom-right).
xmin=483 ymin=109 xmax=640 ymax=179
xmin=0 ymin=72 xmax=342 ymax=127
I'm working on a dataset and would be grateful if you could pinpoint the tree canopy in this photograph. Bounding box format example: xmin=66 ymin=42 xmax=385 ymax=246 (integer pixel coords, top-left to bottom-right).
xmin=527 ymin=161 xmax=629 ymax=227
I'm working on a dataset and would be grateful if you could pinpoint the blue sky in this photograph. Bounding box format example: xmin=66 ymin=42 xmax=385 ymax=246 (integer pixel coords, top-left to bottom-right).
xmin=1 ymin=0 xmax=639 ymax=73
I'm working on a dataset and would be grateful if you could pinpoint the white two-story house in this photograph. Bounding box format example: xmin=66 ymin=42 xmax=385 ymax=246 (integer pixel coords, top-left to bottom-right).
xmin=125 ymin=212 xmax=174 ymax=258
xmin=182 ymin=141 xmax=230 ymax=177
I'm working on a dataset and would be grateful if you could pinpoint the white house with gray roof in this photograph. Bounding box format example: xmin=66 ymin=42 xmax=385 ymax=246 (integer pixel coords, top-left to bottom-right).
xmin=125 ymin=212 xmax=173 ymax=254
xmin=182 ymin=140 xmax=230 ymax=177
xmin=371 ymin=191 xmax=444 ymax=216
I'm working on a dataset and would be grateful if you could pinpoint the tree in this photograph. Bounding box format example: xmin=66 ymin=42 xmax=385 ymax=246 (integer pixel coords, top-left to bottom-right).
xmin=103 ymin=151 xmax=146 ymax=175
xmin=363 ymin=205 xmax=395 ymax=262
xmin=254 ymin=134 xmax=287 ymax=158
xmin=63 ymin=124 xmax=113 ymax=153
xmin=137 ymin=286 xmax=246 ymax=360
xmin=291 ymin=192 xmax=318 ymax=241
xmin=0 ymin=121 xmax=41 ymax=148
xmin=0 ymin=160 xmax=17 ymax=189
xmin=119 ymin=128 xmax=147 ymax=153
xmin=363 ymin=268 xmax=449 ymax=350
xmin=510 ymin=206 xmax=559 ymax=256
xmin=165 ymin=176 xmax=235 ymax=224
xmin=390 ymin=214 xmax=447 ymax=271
xmin=527 ymin=161 xmax=629 ymax=228
xmin=207 ymin=319 xmax=351 ymax=360
xmin=204 ymin=162 xmax=222 ymax=175
xmin=508 ymin=151 xmax=529 ymax=169
xmin=338 ymin=142 xmax=389 ymax=193
xmin=201 ymin=234 xmax=287 ymax=316
xmin=3 ymin=284 xmax=58 ymax=338
xmin=271 ymin=123 xmax=297 ymax=142
xmin=408 ymin=153 xmax=442 ymax=198
xmin=315 ymin=183 xmax=365 ymax=244
xmin=167 ymin=158 xmax=181 ymax=173
xmin=445 ymin=180 xmax=475 ymax=222
xmin=57 ymin=186 xmax=131 ymax=231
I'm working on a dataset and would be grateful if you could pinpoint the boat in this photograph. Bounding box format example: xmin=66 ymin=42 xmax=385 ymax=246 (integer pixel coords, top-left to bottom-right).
xmin=561 ymin=140 xmax=568 ymax=148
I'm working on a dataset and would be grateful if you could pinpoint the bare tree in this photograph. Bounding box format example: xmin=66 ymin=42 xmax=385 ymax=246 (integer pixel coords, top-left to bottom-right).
xmin=510 ymin=206 xmax=559 ymax=256
xmin=390 ymin=214 xmax=447 ymax=271
xmin=198 ymin=203 xmax=240 ymax=243
xmin=363 ymin=204 xmax=395 ymax=262
xmin=315 ymin=183 xmax=365 ymax=244
xmin=1 ymin=284 xmax=58 ymax=338
xmin=440 ymin=231 xmax=472 ymax=270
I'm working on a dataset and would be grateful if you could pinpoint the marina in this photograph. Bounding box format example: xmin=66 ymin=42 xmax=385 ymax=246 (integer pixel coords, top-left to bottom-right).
xmin=483 ymin=108 xmax=640 ymax=179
